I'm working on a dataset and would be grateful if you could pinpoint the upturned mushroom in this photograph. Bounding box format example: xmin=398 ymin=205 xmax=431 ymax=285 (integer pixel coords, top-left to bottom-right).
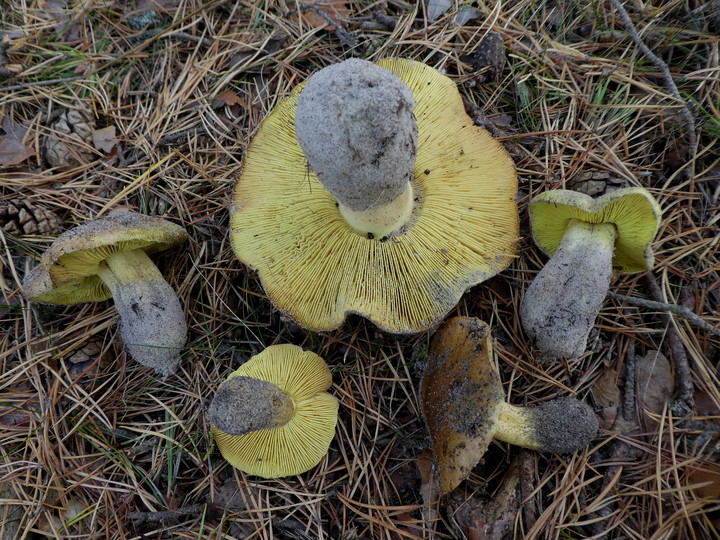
xmin=209 ymin=344 xmax=338 ymax=478
xmin=22 ymin=212 xmax=188 ymax=377
xmin=231 ymin=58 xmax=518 ymax=334
xmin=520 ymin=187 xmax=662 ymax=360
xmin=421 ymin=317 xmax=598 ymax=493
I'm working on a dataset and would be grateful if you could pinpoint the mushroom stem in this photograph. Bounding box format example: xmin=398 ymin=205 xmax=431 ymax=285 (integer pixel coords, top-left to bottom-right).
xmin=295 ymin=59 xmax=418 ymax=238
xmin=208 ymin=376 xmax=295 ymax=436
xmin=339 ymin=183 xmax=415 ymax=238
xmin=96 ymin=248 xmax=187 ymax=376
xmin=521 ymin=219 xmax=617 ymax=360
xmin=494 ymin=397 xmax=599 ymax=453
xmin=494 ymin=402 xmax=543 ymax=450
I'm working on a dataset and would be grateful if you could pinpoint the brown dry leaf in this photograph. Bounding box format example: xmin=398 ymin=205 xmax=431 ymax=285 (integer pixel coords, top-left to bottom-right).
xmin=417 ymin=449 xmax=439 ymax=532
xmin=687 ymin=463 xmax=720 ymax=500
xmin=207 ymin=478 xmax=253 ymax=512
xmin=212 ymin=90 xmax=247 ymax=109
xmin=635 ymin=350 xmax=673 ymax=429
xmin=294 ymin=0 xmax=351 ymax=30
xmin=449 ymin=466 xmax=519 ymax=540
xmin=592 ymin=367 xmax=621 ymax=408
xmin=92 ymin=126 xmax=118 ymax=153
xmin=592 ymin=366 xmax=621 ymax=429
xmin=0 ymin=117 xmax=35 ymax=167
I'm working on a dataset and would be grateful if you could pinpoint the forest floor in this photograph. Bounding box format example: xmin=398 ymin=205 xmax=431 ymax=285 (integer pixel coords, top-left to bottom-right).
xmin=1 ymin=0 xmax=719 ymax=539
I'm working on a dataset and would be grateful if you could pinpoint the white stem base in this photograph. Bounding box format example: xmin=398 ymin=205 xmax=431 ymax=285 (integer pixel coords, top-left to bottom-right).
xmin=339 ymin=183 xmax=415 ymax=238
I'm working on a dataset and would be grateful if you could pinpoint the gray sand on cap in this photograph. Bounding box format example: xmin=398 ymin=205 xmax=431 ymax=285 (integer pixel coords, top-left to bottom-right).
xmin=208 ymin=376 xmax=294 ymax=436
xmin=295 ymin=58 xmax=418 ymax=212
xmin=529 ymin=396 xmax=599 ymax=453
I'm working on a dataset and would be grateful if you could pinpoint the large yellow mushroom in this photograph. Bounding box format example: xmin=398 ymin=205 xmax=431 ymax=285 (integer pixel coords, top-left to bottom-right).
xmin=231 ymin=58 xmax=518 ymax=334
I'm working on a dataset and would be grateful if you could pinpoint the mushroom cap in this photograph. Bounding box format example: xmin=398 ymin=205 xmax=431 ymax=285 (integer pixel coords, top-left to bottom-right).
xmin=230 ymin=58 xmax=518 ymax=334
xmin=420 ymin=316 xmax=505 ymax=493
xmin=22 ymin=212 xmax=187 ymax=304
xmin=528 ymin=187 xmax=661 ymax=273
xmin=211 ymin=344 xmax=339 ymax=479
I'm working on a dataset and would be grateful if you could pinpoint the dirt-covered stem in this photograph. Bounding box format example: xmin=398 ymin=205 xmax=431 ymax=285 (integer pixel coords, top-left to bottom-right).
xmin=521 ymin=220 xmax=617 ymax=360
xmin=96 ymin=248 xmax=187 ymax=377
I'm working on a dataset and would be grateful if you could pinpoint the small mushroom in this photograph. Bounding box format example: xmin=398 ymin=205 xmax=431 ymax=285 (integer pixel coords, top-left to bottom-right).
xmin=421 ymin=317 xmax=598 ymax=493
xmin=22 ymin=212 xmax=188 ymax=377
xmin=520 ymin=187 xmax=662 ymax=360
xmin=209 ymin=344 xmax=338 ymax=478
xmin=231 ymin=58 xmax=518 ymax=333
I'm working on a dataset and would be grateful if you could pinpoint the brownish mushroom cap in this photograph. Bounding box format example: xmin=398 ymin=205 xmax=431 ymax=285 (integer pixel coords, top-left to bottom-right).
xmin=210 ymin=344 xmax=339 ymax=478
xmin=230 ymin=58 xmax=518 ymax=334
xmin=22 ymin=212 xmax=188 ymax=376
xmin=421 ymin=317 xmax=598 ymax=492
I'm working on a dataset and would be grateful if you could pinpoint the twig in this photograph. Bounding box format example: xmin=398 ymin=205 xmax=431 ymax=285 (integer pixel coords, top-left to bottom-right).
xmin=643 ymin=275 xmax=694 ymax=407
xmin=1 ymin=75 xmax=84 ymax=93
xmin=128 ymin=503 xmax=207 ymax=525
xmin=591 ymin=442 xmax=630 ymax=539
xmin=608 ymin=0 xmax=697 ymax=169
xmin=622 ymin=338 xmax=636 ymax=422
xmin=607 ymin=291 xmax=720 ymax=337
xmin=286 ymin=4 xmax=356 ymax=48
xmin=140 ymin=28 xmax=214 ymax=48
xmin=518 ymin=450 xmax=538 ymax=531
xmin=158 ymin=126 xmax=210 ymax=146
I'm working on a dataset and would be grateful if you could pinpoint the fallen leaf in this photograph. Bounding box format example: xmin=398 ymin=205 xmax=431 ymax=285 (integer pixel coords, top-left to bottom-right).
xmin=687 ymin=463 xmax=720 ymax=500
xmin=417 ymin=449 xmax=439 ymax=532
xmin=0 ymin=116 xmax=35 ymax=167
xmin=592 ymin=367 xmax=621 ymax=408
xmin=294 ymin=0 xmax=351 ymax=30
xmin=448 ymin=465 xmax=519 ymax=540
xmin=454 ymin=7 xmax=482 ymax=26
xmin=635 ymin=350 xmax=673 ymax=430
xmin=92 ymin=126 xmax=118 ymax=153
xmin=207 ymin=478 xmax=253 ymax=511
xmin=426 ymin=0 xmax=451 ymax=22
xmin=212 ymin=90 xmax=247 ymax=109
xmin=591 ymin=367 xmax=621 ymax=430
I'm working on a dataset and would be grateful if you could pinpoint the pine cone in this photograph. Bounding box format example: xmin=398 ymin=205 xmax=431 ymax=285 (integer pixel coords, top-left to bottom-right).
xmin=0 ymin=201 xmax=63 ymax=235
xmin=44 ymin=108 xmax=96 ymax=168
xmin=66 ymin=340 xmax=107 ymax=383
xmin=568 ymin=171 xmax=628 ymax=197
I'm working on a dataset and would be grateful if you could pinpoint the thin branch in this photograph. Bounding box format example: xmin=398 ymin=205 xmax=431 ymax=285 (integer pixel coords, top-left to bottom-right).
xmin=607 ymin=291 xmax=719 ymax=337
xmin=622 ymin=338 xmax=636 ymax=422
xmin=128 ymin=504 xmax=208 ymax=525
xmin=1 ymin=75 xmax=84 ymax=92
xmin=608 ymin=0 xmax=697 ymax=167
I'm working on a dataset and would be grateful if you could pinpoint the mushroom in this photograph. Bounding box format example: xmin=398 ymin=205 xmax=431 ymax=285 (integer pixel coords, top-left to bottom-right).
xmin=209 ymin=344 xmax=338 ymax=478
xmin=230 ymin=58 xmax=518 ymax=334
xmin=420 ymin=316 xmax=598 ymax=493
xmin=22 ymin=212 xmax=188 ymax=377
xmin=520 ymin=187 xmax=661 ymax=360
